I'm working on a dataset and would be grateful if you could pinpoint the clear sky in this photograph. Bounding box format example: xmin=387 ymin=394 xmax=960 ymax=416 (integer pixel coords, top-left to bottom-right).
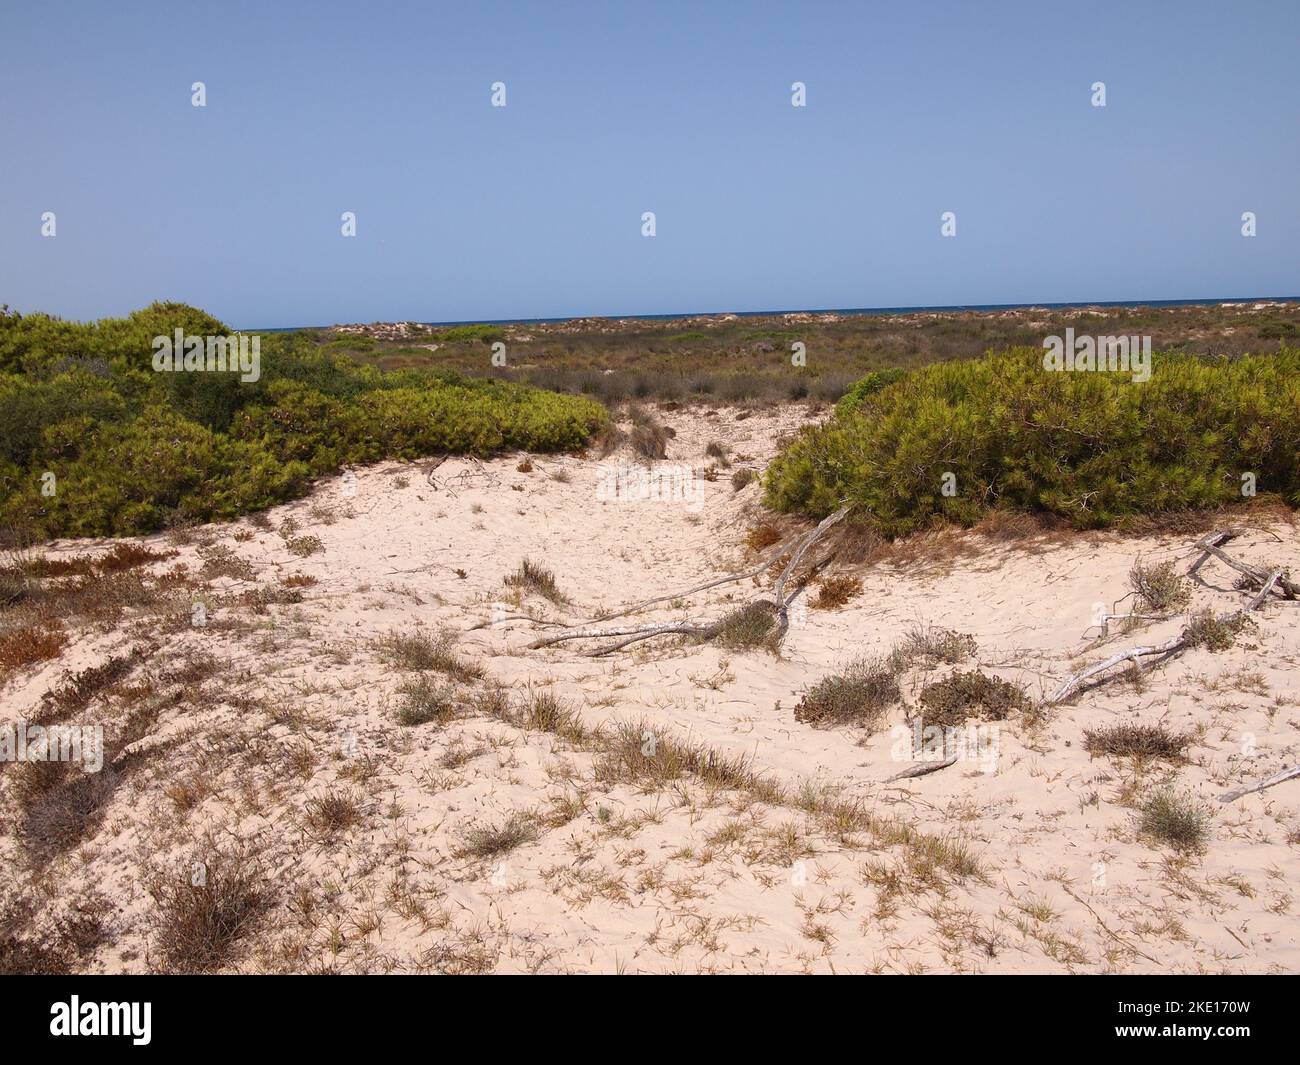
xmin=1 ymin=0 xmax=1296 ymax=328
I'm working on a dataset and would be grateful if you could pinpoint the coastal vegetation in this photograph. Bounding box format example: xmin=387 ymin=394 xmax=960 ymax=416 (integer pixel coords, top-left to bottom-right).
xmin=764 ymin=346 xmax=1300 ymax=534
xmin=0 ymin=303 xmax=605 ymax=540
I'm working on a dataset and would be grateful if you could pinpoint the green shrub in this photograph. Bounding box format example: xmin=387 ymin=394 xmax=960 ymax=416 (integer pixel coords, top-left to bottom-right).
xmin=437 ymin=324 xmax=505 ymax=344
xmin=767 ymin=347 xmax=1300 ymax=535
xmin=0 ymin=303 xmax=606 ymax=540
xmin=833 ymin=367 xmax=908 ymax=417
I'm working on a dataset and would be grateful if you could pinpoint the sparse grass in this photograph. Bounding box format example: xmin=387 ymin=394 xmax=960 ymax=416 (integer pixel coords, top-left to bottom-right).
xmin=594 ymin=722 xmax=763 ymax=795
xmin=0 ymin=898 xmax=105 ymax=975
xmin=1184 ymin=608 xmax=1253 ymax=652
xmin=1139 ymin=788 xmax=1211 ymax=852
xmin=1084 ymin=723 xmax=1192 ymax=762
xmin=458 ymin=815 xmax=539 ymax=859
xmin=1130 ymin=559 xmax=1191 ymax=612
xmin=711 ymin=600 xmax=777 ymax=650
xmin=395 ymin=677 xmax=459 ymax=726
xmin=505 ymin=558 xmax=567 ymax=604
xmin=811 ymin=574 xmax=862 ymax=609
xmin=375 ymin=628 xmax=483 ymax=682
xmin=916 ymin=670 xmax=1029 ymax=730
xmin=14 ymin=762 xmax=122 ymax=864
xmin=38 ymin=648 xmax=147 ymax=723
xmin=794 ymin=658 xmax=901 ymax=728
xmin=303 ymin=789 xmax=365 ymax=838
xmin=887 ymin=625 xmax=977 ymax=672
xmin=146 ymin=849 xmax=270 ymax=973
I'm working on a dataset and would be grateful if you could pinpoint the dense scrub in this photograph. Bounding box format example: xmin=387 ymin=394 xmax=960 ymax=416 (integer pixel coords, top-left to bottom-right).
xmin=765 ymin=347 xmax=1300 ymax=534
xmin=0 ymin=303 xmax=605 ymax=539
xmin=323 ymin=302 xmax=1300 ymax=405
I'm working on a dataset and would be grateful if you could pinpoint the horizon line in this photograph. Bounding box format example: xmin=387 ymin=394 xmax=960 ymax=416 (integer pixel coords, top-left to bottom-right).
xmin=240 ymin=294 xmax=1300 ymax=333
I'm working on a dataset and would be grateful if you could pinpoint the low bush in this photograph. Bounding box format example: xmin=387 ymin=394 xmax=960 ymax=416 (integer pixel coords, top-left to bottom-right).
xmin=1129 ymin=560 xmax=1191 ymax=613
xmin=766 ymin=347 xmax=1300 ymax=535
xmin=1084 ymin=723 xmax=1192 ymax=761
xmin=1139 ymin=788 xmax=1211 ymax=851
xmin=0 ymin=304 xmax=606 ymax=540
xmin=916 ymin=670 xmax=1029 ymax=730
xmin=794 ymin=658 xmax=901 ymax=728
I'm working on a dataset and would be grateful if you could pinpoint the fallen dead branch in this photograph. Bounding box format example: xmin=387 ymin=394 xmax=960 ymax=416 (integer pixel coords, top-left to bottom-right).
xmin=1188 ymin=529 xmax=1298 ymax=599
xmin=528 ymin=505 xmax=851 ymax=656
xmin=885 ymin=754 xmax=959 ymax=782
xmin=1049 ymin=532 xmax=1290 ymax=704
xmin=1219 ymin=763 xmax=1300 ymax=803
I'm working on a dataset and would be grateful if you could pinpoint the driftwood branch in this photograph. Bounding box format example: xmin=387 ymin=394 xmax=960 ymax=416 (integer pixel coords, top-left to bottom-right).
xmin=588 ymin=555 xmax=781 ymax=624
xmin=885 ymin=754 xmax=959 ymax=782
xmin=1219 ymin=763 xmax=1300 ymax=803
xmin=527 ymin=505 xmax=852 ymax=656
xmin=1188 ymin=529 xmax=1298 ymax=599
xmin=1049 ymin=533 xmax=1291 ymax=704
xmin=1048 ymin=634 xmax=1188 ymax=703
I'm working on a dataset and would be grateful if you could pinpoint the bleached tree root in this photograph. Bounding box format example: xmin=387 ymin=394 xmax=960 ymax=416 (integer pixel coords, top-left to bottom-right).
xmin=527 ymin=505 xmax=852 ymax=656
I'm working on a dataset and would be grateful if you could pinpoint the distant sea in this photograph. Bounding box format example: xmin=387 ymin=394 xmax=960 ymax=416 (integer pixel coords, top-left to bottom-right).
xmin=248 ymin=296 xmax=1299 ymax=333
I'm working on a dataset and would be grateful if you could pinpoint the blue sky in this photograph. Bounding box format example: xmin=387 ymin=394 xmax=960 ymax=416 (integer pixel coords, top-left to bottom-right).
xmin=1 ymin=0 xmax=1296 ymax=327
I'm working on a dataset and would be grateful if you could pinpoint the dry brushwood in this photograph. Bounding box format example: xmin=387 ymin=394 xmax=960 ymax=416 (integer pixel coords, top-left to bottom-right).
xmin=528 ymin=505 xmax=851 ymax=656
xmin=1048 ymin=531 xmax=1291 ymax=704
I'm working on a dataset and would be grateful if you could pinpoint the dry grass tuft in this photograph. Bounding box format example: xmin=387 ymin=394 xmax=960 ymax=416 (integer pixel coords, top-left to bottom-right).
xmin=794 ymin=658 xmax=901 ymax=729
xmin=745 ymin=522 xmax=782 ymax=552
xmin=303 ymin=789 xmax=365 ymax=838
xmin=1084 ymin=723 xmax=1192 ymax=762
xmin=395 ymin=677 xmax=459 ymax=726
xmin=458 ymin=815 xmax=539 ymax=859
xmin=1139 ymin=788 xmax=1211 ymax=852
xmin=375 ymin=628 xmax=483 ymax=682
xmin=811 ymin=574 xmax=862 ymax=609
xmin=505 ymin=559 xmax=567 ymax=604
xmin=147 ymin=849 xmax=271 ymax=973
xmin=520 ymin=688 xmax=588 ymax=742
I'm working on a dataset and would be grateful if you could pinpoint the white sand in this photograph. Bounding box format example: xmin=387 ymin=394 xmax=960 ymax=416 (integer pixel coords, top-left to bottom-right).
xmin=3 ymin=406 xmax=1298 ymax=973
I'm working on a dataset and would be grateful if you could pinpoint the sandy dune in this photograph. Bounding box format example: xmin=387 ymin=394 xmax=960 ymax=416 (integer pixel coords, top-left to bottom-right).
xmin=3 ymin=406 xmax=1298 ymax=974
